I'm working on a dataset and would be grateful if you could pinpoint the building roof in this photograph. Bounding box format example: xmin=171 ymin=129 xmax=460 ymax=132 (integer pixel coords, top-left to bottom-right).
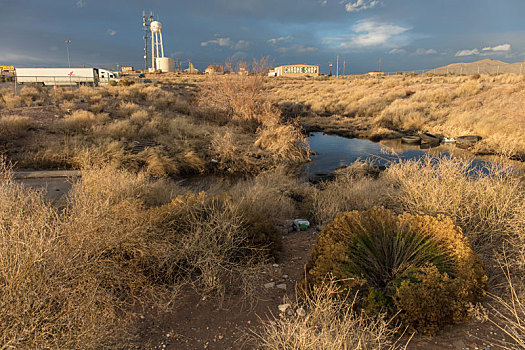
xmin=274 ymin=64 xmax=319 ymax=68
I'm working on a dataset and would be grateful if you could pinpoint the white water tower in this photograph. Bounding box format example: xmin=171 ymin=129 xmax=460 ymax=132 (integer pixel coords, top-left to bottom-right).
xmin=149 ymin=20 xmax=175 ymax=72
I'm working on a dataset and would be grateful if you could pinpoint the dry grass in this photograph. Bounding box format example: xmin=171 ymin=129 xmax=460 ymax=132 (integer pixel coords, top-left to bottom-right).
xmin=251 ymin=278 xmax=401 ymax=349
xmin=488 ymin=259 xmax=525 ymax=349
xmin=267 ymin=74 xmax=525 ymax=157
xmin=1 ymin=73 xmax=308 ymax=175
xmin=0 ymin=160 xmax=302 ymax=347
xmin=0 ymin=115 xmax=34 ymax=138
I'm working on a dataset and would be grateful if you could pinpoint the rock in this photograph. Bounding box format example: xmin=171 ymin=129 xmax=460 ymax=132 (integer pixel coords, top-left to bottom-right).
xmin=272 ymin=263 xmax=279 ymax=268
xmin=278 ymin=303 xmax=290 ymax=313
xmin=264 ymin=282 xmax=275 ymax=289
xmin=316 ymin=225 xmax=324 ymax=232
xmin=276 ymin=283 xmax=287 ymax=290
xmin=282 ymin=274 xmax=288 ymax=279
xmin=296 ymin=307 xmax=306 ymax=317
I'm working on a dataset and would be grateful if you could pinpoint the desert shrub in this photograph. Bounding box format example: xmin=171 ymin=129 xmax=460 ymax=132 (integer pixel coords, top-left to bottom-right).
xmin=20 ymin=86 xmax=48 ymax=106
xmin=118 ymin=79 xmax=135 ymax=86
xmin=488 ymin=262 xmax=525 ymax=349
xmin=56 ymin=110 xmax=108 ymax=132
xmin=0 ymin=164 xmax=125 ymax=348
xmin=304 ymin=207 xmax=487 ymax=334
xmin=0 ymin=115 xmax=34 ymax=138
xmin=0 ymin=162 xmax=283 ymax=347
xmin=374 ymin=99 xmax=429 ymax=130
xmin=252 ymin=279 xmax=399 ymax=349
xmin=308 ymin=162 xmax=389 ymax=225
xmin=0 ymin=89 xmax=23 ymax=109
xmin=384 ymin=157 xmax=524 ymax=258
xmin=254 ymin=123 xmax=309 ymax=163
xmin=456 ymin=80 xmax=483 ymax=97
xmin=59 ymin=99 xmax=77 ymax=113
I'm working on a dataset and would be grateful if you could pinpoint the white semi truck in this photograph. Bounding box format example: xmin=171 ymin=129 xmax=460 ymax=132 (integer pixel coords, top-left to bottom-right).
xmin=15 ymin=67 xmax=119 ymax=86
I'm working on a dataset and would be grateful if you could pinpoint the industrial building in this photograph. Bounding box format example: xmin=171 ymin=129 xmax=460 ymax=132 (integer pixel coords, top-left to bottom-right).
xmin=272 ymin=64 xmax=319 ymax=77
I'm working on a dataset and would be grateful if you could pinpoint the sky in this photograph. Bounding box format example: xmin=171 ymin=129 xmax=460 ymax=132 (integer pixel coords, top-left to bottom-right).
xmin=1 ymin=0 xmax=525 ymax=73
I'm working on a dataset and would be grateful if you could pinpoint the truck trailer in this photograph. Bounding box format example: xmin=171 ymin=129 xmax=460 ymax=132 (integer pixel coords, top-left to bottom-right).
xmin=15 ymin=68 xmax=119 ymax=86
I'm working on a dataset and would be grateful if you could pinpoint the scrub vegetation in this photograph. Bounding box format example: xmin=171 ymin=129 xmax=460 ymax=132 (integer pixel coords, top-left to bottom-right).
xmin=0 ymin=71 xmax=524 ymax=348
xmin=268 ymin=73 xmax=525 ymax=159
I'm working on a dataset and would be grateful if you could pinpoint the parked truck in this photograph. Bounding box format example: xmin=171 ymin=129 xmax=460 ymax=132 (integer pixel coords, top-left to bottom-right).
xmin=15 ymin=67 xmax=119 ymax=86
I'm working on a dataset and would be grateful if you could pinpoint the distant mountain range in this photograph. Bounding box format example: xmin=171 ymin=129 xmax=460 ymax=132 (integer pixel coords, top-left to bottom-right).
xmin=428 ymin=59 xmax=525 ymax=75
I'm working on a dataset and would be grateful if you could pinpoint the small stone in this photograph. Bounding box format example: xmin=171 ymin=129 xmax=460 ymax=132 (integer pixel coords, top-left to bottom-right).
xmin=296 ymin=307 xmax=306 ymax=317
xmin=264 ymin=282 xmax=275 ymax=288
xmin=278 ymin=303 xmax=290 ymax=313
xmin=316 ymin=225 xmax=324 ymax=232
xmin=272 ymin=263 xmax=279 ymax=268
xmin=276 ymin=283 xmax=287 ymax=290
xmin=282 ymin=274 xmax=288 ymax=279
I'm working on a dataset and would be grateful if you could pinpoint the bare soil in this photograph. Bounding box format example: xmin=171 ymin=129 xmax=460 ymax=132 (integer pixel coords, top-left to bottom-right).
xmin=138 ymin=227 xmax=510 ymax=350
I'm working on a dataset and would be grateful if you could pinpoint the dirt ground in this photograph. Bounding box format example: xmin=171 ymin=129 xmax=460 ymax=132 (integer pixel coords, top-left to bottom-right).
xmin=137 ymin=227 xmax=511 ymax=350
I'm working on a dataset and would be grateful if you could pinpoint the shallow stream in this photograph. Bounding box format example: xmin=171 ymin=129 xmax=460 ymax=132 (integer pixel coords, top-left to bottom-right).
xmin=305 ymin=132 xmax=487 ymax=180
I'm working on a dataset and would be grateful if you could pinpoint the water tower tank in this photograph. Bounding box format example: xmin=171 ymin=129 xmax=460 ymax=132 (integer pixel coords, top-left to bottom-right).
xmin=150 ymin=21 xmax=162 ymax=33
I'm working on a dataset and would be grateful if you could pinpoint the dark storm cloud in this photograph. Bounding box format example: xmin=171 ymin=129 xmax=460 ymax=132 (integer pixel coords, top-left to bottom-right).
xmin=1 ymin=0 xmax=525 ymax=73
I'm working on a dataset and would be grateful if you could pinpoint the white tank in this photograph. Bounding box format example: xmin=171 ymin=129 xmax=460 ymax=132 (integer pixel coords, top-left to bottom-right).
xmin=156 ymin=57 xmax=175 ymax=73
xmin=150 ymin=21 xmax=162 ymax=33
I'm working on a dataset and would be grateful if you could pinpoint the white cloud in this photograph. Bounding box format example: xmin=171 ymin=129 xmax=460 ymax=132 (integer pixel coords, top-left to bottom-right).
xmin=482 ymin=43 xmax=511 ymax=52
xmin=107 ymin=29 xmax=117 ymax=36
xmin=415 ymin=48 xmax=437 ymax=55
xmin=344 ymin=0 xmax=381 ymax=12
xmin=327 ymin=20 xmax=409 ymax=49
xmin=234 ymin=40 xmax=250 ymax=50
xmin=455 ymin=49 xmax=480 ymax=57
xmin=201 ymin=37 xmax=250 ymax=50
xmin=76 ymin=0 xmax=86 ymax=8
xmin=389 ymin=48 xmax=406 ymax=54
xmin=455 ymin=43 xmax=512 ymax=57
xmin=319 ymin=0 xmax=327 ymax=6
xmin=268 ymin=36 xmax=293 ymax=44
xmin=201 ymin=37 xmax=232 ymax=47
xmin=277 ymin=44 xmax=319 ymax=54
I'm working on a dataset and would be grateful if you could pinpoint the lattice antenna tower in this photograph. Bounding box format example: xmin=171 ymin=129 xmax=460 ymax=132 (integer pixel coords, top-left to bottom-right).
xmin=142 ymin=11 xmax=153 ymax=70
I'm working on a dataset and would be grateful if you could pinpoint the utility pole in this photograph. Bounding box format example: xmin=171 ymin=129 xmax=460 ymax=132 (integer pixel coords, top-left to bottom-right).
xmin=343 ymin=59 xmax=346 ymax=76
xmin=378 ymin=57 xmax=381 ymax=72
xmin=65 ymin=40 xmax=71 ymax=68
xmin=328 ymin=62 xmax=333 ymax=76
xmin=336 ymin=55 xmax=339 ymax=77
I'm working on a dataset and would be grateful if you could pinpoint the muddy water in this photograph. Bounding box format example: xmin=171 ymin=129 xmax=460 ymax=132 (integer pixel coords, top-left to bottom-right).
xmin=305 ymin=132 xmax=487 ymax=179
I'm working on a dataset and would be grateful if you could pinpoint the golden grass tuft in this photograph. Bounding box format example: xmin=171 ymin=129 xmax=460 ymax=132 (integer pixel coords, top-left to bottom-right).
xmin=251 ymin=278 xmax=400 ymax=349
xmin=0 ymin=115 xmax=34 ymax=138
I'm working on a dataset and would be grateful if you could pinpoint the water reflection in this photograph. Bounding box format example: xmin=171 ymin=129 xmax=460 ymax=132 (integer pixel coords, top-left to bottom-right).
xmin=305 ymin=133 xmax=488 ymax=180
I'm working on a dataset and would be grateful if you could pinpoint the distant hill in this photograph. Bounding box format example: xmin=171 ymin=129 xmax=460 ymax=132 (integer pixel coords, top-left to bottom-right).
xmin=428 ymin=59 xmax=525 ymax=75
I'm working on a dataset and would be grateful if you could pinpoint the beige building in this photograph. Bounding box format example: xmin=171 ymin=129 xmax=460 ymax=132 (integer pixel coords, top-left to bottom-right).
xmin=273 ymin=64 xmax=319 ymax=77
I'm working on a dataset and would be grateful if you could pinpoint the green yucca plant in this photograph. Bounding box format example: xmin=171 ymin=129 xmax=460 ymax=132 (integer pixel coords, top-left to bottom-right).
xmin=304 ymin=207 xmax=487 ymax=334
xmin=345 ymin=221 xmax=454 ymax=292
